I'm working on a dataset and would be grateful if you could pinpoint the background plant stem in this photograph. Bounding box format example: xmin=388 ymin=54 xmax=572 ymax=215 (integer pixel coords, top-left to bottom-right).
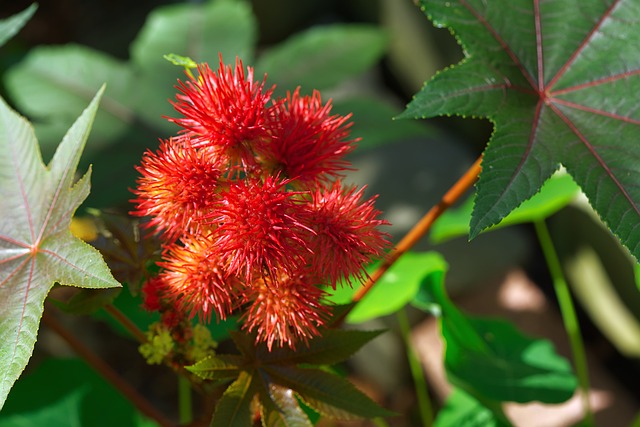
xmin=104 ymin=303 xmax=148 ymax=343
xmin=42 ymin=310 xmax=174 ymax=427
xmin=179 ymin=376 xmax=193 ymax=424
xmin=534 ymin=219 xmax=594 ymax=426
xmin=397 ymin=308 xmax=433 ymax=427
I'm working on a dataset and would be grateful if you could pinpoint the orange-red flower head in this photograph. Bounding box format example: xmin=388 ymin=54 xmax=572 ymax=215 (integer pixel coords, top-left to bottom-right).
xmin=131 ymin=136 xmax=223 ymax=240
xmin=132 ymin=56 xmax=390 ymax=350
xmin=242 ymin=272 xmax=329 ymax=350
xmin=171 ymin=57 xmax=274 ymax=167
xmin=260 ymin=88 xmax=355 ymax=186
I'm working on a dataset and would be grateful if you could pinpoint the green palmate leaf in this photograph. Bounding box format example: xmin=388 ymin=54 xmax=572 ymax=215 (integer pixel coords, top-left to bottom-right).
xmin=130 ymin=0 xmax=256 ymax=71
xmin=403 ymin=0 xmax=640 ymax=261
xmin=434 ymin=389 xmax=501 ymax=427
xmin=0 ymin=3 xmax=37 ymax=48
xmin=329 ymin=251 xmax=447 ymax=323
xmin=211 ymin=371 xmax=257 ymax=427
xmin=257 ymin=329 xmax=384 ymax=366
xmin=130 ymin=0 xmax=257 ymax=134
xmin=188 ymin=329 xmax=390 ymax=424
xmin=186 ymin=354 xmax=243 ymax=381
xmin=265 ymin=366 xmax=394 ymax=420
xmin=419 ymin=270 xmax=576 ymax=403
xmin=0 ymin=88 xmax=120 ymax=409
xmin=431 ymin=172 xmax=580 ymax=242
xmin=4 ymin=45 xmax=135 ymax=157
xmin=255 ymin=25 xmax=388 ymax=94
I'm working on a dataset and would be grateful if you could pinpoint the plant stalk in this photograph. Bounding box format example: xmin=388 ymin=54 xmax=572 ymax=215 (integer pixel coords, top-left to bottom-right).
xmin=397 ymin=308 xmax=433 ymax=427
xmin=353 ymin=156 xmax=482 ymax=304
xmin=533 ymin=219 xmax=594 ymax=426
xmin=179 ymin=375 xmax=193 ymax=424
xmin=42 ymin=310 xmax=174 ymax=427
xmin=104 ymin=303 xmax=148 ymax=343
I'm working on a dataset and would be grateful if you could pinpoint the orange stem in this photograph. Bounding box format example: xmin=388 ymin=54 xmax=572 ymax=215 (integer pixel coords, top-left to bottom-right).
xmin=352 ymin=156 xmax=482 ymax=303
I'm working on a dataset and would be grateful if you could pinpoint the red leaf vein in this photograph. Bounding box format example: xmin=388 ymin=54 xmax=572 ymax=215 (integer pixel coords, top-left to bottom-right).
xmin=551 ymin=98 xmax=640 ymax=125
xmin=547 ymin=0 xmax=622 ymax=90
xmin=550 ymin=69 xmax=640 ymax=96
xmin=548 ymin=102 xmax=640 ymax=217
xmin=459 ymin=0 xmax=537 ymax=89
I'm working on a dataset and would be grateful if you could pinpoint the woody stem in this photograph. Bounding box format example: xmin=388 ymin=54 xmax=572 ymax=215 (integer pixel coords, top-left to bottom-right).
xmin=352 ymin=155 xmax=482 ymax=304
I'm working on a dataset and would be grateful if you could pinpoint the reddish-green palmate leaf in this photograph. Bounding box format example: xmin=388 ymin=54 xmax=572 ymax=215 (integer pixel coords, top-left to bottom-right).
xmin=263 ymin=366 xmax=394 ymax=421
xmin=0 ymin=87 xmax=120 ymax=409
xmin=188 ymin=329 xmax=392 ymax=424
xmin=402 ymin=0 xmax=640 ymax=261
xmin=210 ymin=371 xmax=258 ymax=427
xmin=259 ymin=384 xmax=313 ymax=427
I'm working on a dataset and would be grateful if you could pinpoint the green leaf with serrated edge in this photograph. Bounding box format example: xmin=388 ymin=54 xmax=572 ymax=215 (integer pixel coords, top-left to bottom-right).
xmin=129 ymin=0 xmax=257 ymax=134
xmin=255 ymin=25 xmax=388 ymax=94
xmin=0 ymin=3 xmax=37 ymax=48
xmin=4 ymin=45 xmax=135 ymax=154
xmin=419 ymin=269 xmax=576 ymax=403
xmin=431 ymin=172 xmax=580 ymax=243
xmin=0 ymin=87 xmax=120 ymax=409
xmin=401 ymin=0 xmax=640 ymax=261
xmin=328 ymin=252 xmax=447 ymax=323
xmin=264 ymin=366 xmax=394 ymax=420
xmin=256 ymin=329 xmax=383 ymax=366
xmin=186 ymin=354 xmax=243 ymax=381
xmin=259 ymin=384 xmax=313 ymax=427
xmin=434 ymin=388 xmax=503 ymax=427
xmin=211 ymin=371 xmax=256 ymax=427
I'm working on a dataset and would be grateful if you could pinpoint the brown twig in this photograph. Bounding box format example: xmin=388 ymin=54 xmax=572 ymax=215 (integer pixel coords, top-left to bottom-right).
xmin=42 ymin=311 xmax=175 ymax=427
xmin=352 ymin=155 xmax=482 ymax=304
xmin=104 ymin=303 xmax=148 ymax=343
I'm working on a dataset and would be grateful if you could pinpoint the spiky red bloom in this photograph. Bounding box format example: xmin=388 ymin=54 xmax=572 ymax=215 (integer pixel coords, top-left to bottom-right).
xmin=242 ymin=271 xmax=329 ymax=350
xmin=209 ymin=176 xmax=312 ymax=281
xmin=170 ymin=57 xmax=274 ymax=165
xmin=158 ymin=234 xmax=235 ymax=322
xmin=260 ymin=88 xmax=355 ymax=185
xmin=131 ymin=137 xmax=224 ymax=240
xmin=305 ymin=181 xmax=390 ymax=289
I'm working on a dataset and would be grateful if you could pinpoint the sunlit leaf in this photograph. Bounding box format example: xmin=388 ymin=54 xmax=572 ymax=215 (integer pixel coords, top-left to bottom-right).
xmin=4 ymin=46 xmax=135 ymax=156
xmin=434 ymin=388 xmax=504 ymax=427
xmin=328 ymin=251 xmax=447 ymax=323
xmin=430 ymin=173 xmax=580 ymax=243
xmin=0 ymin=88 xmax=120 ymax=409
xmin=256 ymin=25 xmax=387 ymax=94
xmin=402 ymin=0 xmax=640 ymax=261
xmin=0 ymin=3 xmax=37 ymax=48
xmin=418 ymin=268 xmax=577 ymax=403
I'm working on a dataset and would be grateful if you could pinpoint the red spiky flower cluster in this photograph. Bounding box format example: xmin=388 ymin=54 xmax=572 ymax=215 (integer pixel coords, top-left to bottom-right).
xmin=132 ymin=57 xmax=389 ymax=349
